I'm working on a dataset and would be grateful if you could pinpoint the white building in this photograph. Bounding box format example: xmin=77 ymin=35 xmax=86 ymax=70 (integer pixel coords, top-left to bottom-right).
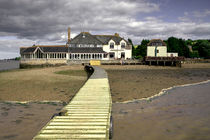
xmin=147 ymin=39 xmax=178 ymax=57
xmin=20 ymin=28 xmax=132 ymax=60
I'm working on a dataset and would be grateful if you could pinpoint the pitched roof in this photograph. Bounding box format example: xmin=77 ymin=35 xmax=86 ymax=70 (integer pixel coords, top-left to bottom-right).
xmin=94 ymin=35 xmax=130 ymax=45
xmin=147 ymin=39 xmax=167 ymax=46
xmin=21 ymin=45 xmax=68 ymax=54
xmin=69 ymin=47 xmax=106 ymax=53
xmin=21 ymin=46 xmax=106 ymax=54
xmin=41 ymin=47 xmax=68 ymax=53
xmin=68 ymin=32 xmax=131 ymax=45
xmin=22 ymin=47 xmax=37 ymax=53
xmin=69 ymin=32 xmax=103 ymax=45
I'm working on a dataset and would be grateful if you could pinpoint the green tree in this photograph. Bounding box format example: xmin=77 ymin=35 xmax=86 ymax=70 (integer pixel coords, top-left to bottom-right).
xmin=15 ymin=57 xmax=21 ymax=60
xmin=189 ymin=51 xmax=199 ymax=58
xmin=128 ymin=38 xmax=136 ymax=58
xmin=136 ymin=39 xmax=149 ymax=58
xmin=193 ymin=40 xmax=210 ymax=58
xmin=167 ymin=37 xmax=190 ymax=57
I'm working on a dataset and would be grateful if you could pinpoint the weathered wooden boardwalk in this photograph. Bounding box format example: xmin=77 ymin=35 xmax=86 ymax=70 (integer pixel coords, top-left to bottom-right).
xmin=33 ymin=66 xmax=112 ymax=140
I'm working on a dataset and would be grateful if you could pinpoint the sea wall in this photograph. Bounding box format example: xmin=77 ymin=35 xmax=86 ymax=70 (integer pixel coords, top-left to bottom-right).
xmin=67 ymin=59 xmax=143 ymax=65
xmin=20 ymin=59 xmax=143 ymax=67
xmin=184 ymin=58 xmax=210 ymax=63
xmin=20 ymin=59 xmax=67 ymax=68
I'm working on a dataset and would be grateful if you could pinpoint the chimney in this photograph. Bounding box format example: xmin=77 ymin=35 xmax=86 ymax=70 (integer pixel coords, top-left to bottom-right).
xmin=68 ymin=27 xmax=71 ymax=42
xmin=114 ymin=33 xmax=119 ymax=37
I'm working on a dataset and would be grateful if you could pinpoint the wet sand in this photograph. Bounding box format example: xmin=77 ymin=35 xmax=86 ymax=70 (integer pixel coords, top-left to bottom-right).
xmin=0 ymin=102 xmax=64 ymax=140
xmin=101 ymin=64 xmax=210 ymax=102
xmin=112 ymin=81 xmax=210 ymax=140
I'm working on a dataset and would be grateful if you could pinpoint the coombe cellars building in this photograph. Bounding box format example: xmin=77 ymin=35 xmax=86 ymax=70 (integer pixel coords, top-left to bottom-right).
xmin=20 ymin=28 xmax=132 ymax=66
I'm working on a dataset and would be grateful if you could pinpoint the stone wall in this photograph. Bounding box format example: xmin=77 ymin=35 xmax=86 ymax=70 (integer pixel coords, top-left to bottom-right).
xmin=21 ymin=59 xmax=67 ymax=65
xmin=183 ymin=59 xmax=210 ymax=64
xmin=68 ymin=59 xmax=143 ymax=65
xmin=20 ymin=59 xmax=67 ymax=68
xmin=20 ymin=59 xmax=143 ymax=67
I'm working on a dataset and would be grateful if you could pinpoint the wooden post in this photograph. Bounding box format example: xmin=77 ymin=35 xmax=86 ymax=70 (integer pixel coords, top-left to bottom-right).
xmin=171 ymin=61 xmax=174 ymax=66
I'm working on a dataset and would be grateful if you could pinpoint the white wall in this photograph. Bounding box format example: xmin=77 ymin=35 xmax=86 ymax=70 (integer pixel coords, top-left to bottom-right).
xmin=167 ymin=53 xmax=178 ymax=57
xmin=102 ymin=39 xmax=132 ymax=59
xmin=147 ymin=46 xmax=167 ymax=57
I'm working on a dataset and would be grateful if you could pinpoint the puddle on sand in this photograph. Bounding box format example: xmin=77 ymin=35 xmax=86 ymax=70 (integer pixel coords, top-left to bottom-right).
xmin=0 ymin=102 xmax=63 ymax=140
xmin=113 ymin=81 xmax=210 ymax=140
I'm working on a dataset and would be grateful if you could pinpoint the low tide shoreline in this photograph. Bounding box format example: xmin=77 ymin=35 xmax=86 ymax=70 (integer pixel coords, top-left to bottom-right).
xmin=112 ymin=80 xmax=210 ymax=140
xmin=118 ymin=79 xmax=210 ymax=104
xmin=103 ymin=64 xmax=210 ymax=102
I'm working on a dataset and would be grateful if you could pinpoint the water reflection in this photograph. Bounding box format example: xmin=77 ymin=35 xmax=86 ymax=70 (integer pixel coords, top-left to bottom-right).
xmin=0 ymin=60 xmax=19 ymax=71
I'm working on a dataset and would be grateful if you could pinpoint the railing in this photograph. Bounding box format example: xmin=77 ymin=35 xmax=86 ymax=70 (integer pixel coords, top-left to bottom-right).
xmin=145 ymin=56 xmax=185 ymax=61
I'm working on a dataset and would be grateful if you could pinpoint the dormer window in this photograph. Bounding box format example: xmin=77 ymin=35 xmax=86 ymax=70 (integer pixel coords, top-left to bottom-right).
xmin=152 ymin=43 xmax=162 ymax=46
xmin=110 ymin=42 xmax=114 ymax=49
xmin=121 ymin=43 xmax=125 ymax=49
xmin=82 ymin=33 xmax=85 ymax=38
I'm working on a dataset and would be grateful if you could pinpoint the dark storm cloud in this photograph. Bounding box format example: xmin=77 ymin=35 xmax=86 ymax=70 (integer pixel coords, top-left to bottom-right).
xmin=0 ymin=0 xmax=159 ymax=41
xmin=0 ymin=0 xmax=67 ymax=38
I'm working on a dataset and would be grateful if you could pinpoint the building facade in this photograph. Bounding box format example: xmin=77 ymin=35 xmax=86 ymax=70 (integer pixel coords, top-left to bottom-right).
xmin=147 ymin=39 xmax=178 ymax=57
xmin=20 ymin=28 xmax=132 ymax=62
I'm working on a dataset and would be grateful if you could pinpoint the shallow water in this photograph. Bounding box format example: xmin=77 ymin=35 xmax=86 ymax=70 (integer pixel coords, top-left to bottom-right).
xmin=0 ymin=102 xmax=63 ymax=140
xmin=113 ymin=81 xmax=210 ymax=140
xmin=0 ymin=60 xmax=19 ymax=71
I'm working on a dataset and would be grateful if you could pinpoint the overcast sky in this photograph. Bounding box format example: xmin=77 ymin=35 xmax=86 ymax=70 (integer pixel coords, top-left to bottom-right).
xmin=0 ymin=0 xmax=210 ymax=59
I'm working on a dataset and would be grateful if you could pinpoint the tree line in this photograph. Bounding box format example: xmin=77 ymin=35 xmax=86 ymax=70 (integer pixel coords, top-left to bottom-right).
xmin=128 ymin=37 xmax=210 ymax=59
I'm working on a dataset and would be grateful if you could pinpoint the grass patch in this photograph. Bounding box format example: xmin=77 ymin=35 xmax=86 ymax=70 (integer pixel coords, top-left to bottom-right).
xmin=55 ymin=70 xmax=87 ymax=77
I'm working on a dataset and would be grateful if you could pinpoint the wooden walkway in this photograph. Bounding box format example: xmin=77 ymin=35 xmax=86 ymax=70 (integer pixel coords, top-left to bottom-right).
xmin=33 ymin=66 xmax=112 ymax=140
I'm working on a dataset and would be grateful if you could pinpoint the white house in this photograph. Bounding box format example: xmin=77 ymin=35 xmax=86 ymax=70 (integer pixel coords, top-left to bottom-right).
xmin=98 ymin=33 xmax=132 ymax=60
xmin=147 ymin=39 xmax=178 ymax=57
xmin=20 ymin=28 xmax=132 ymax=61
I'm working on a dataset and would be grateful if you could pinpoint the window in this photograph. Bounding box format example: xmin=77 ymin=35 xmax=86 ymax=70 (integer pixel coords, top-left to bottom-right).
xmin=157 ymin=50 xmax=159 ymax=53
xmin=78 ymin=44 xmax=83 ymax=47
xmin=121 ymin=52 xmax=125 ymax=58
xmin=109 ymin=52 xmax=115 ymax=58
xmin=110 ymin=43 xmax=114 ymax=49
xmin=121 ymin=43 xmax=125 ymax=49
xmin=152 ymin=43 xmax=162 ymax=46
xmin=104 ymin=54 xmax=107 ymax=58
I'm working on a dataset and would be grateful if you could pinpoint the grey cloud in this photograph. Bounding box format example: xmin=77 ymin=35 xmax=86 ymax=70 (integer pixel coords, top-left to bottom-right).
xmin=0 ymin=0 xmax=159 ymax=40
xmin=0 ymin=0 xmax=210 ymax=59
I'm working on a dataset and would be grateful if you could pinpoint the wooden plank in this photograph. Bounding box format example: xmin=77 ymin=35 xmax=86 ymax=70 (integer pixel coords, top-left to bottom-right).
xmin=41 ymin=129 xmax=107 ymax=134
xmin=33 ymin=66 xmax=112 ymax=140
